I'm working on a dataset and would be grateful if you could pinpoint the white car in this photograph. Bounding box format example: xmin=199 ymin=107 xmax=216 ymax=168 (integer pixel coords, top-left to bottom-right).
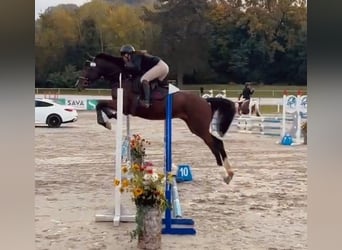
xmin=35 ymin=98 xmax=78 ymax=128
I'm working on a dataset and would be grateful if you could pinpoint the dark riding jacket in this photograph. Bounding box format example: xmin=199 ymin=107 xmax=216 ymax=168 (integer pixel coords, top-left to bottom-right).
xmin=124 ymin=54 xmax=160 ymax=76
xmin=240 ymin=87 xmax=254 ymax=100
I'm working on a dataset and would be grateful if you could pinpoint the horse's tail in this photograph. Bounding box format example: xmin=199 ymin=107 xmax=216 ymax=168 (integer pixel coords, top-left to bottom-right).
xmin=206 ymin=97 xmax=236 ymax=137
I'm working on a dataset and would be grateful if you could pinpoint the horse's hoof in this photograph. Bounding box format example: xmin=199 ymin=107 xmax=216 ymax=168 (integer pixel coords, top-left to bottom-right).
xmin=139 ymin=100 xmax=151 ymax=108
xmin=223 ymin=175 xmax=233 ymax=185
xmin=105 ymin=122 xmax=112 ymax=130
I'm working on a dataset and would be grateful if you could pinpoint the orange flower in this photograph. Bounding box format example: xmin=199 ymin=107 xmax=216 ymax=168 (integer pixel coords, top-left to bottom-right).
xmin=122 ymin=165 xmax=128 ymax=174
xmin=114 ymin=179 xmax=120 ymax=186
xmin=133 ymin=163 xmax=140 ymax=171
xmin=133 ymin=188 xmax=143 ymax=197
xmin=122 ymin=178 xmax=130 ymax=188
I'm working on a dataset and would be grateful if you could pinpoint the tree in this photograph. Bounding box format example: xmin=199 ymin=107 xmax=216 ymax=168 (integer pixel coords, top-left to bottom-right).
xmin=142 ymin=0 xmax=212 ymax=85
xmin=207 ymin=0 xmax=307 ymax=84
xmin=47 ymin=65 xmax=80 ymax=88
xmin=35 ymin=8 xmax=78 ymax=85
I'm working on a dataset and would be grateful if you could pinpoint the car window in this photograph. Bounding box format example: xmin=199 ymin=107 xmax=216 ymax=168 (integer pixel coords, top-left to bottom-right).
xmin=35 ymin=100 xmax=53 ymax=107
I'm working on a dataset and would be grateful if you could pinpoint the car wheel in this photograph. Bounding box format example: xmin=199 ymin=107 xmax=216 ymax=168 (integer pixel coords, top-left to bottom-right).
xmin=47 ymin=114 xmax=62 ymax=128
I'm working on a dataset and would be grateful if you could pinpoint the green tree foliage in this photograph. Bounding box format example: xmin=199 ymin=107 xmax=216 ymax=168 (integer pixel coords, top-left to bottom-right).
xmin=35 ymin=8 xmax=79 ymax=85
xmin=35 ymin=0 xmax=307 ymax=87
xmin=47 ymin=65 xmax=81 ymax=88
xmin=35 ymin=0 xmax=153 ymax=87
xmin=142 ymin=0 xmax=213 ymax=85
xmin=207 ymin=0 xmax=306 ymax=84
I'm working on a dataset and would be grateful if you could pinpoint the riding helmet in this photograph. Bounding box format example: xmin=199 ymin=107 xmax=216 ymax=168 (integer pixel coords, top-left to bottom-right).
xmin=120 ymin=44 xmax=135 ymax=55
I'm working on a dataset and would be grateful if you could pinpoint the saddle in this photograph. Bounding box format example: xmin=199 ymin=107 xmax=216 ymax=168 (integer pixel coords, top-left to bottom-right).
xmin=131 ymin=77 xmax=169 ymax=102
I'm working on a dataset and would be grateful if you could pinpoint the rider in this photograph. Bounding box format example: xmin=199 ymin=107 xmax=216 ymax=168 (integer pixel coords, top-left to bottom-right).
xmin=119 ymin=44 xmax=169 ymax=108
xmin=237 ymin=82 xmax=255 ymax=115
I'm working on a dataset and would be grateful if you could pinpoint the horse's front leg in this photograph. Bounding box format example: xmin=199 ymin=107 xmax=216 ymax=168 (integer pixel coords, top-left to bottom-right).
xmin=235 ymin=102 xmax=241 ymax=116
xmin=96 ymin=100 xmax=116 ymax=130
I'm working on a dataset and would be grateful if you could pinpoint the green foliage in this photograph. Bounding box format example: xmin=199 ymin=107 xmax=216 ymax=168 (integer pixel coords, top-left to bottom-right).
xmin=206 ymin=0 xmax=306 ymax=85
xmin=142 ymin=0 xmax=212 ymax=85
xmin=35 ymin=0 xmax=307 ymax=87
xmin=47 ymin=65 xmax=80 ymax=88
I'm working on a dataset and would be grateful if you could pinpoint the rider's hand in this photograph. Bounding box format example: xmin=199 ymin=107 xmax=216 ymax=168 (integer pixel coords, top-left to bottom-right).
xmin=124 ymin=61 xmax=135 ymax=69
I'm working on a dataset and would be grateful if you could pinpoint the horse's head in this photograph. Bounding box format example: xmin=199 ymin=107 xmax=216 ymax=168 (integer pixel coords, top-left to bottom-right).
xmin=75 ymin=53 xmax=125 ymax=91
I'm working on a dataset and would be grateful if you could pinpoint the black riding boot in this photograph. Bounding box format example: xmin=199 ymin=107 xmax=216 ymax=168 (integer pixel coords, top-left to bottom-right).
xmin=141 ymin=80 xmax=151 ymax=108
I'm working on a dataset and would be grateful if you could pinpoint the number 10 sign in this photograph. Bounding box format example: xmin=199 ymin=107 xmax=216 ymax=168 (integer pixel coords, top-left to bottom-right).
xmin=176 ymin=164 xmax=193 ymax=183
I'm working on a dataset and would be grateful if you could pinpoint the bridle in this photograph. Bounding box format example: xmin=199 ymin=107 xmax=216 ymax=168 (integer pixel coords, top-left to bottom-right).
xmin=75 ymin=58 xmax=123 ymax=90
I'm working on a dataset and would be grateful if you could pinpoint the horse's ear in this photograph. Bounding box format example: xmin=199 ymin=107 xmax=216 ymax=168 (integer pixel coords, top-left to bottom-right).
xmin=86 ymin=52 xmax=95 ymax=61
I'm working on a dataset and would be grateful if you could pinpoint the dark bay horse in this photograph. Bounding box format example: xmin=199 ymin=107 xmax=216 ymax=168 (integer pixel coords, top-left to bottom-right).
xmin=75 ymin=53 xmax=236 ymax=184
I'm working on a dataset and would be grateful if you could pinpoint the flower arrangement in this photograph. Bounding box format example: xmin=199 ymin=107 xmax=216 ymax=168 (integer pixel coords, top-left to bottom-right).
xmin=130 ymin=134 xmax=150 ymax=160
xmin=114 ymin=134 xmax=171 ymax=241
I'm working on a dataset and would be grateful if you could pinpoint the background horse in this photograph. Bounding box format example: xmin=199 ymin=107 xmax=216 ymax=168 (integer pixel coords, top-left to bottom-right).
xmin=236 ymin=98 xmax=261 ymax=116
xmin=75 ymin=53 xmax=236 ymax=184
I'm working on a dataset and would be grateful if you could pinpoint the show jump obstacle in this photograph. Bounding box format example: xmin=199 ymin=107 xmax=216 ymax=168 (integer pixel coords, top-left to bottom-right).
xmin=94 ymin=80 xmax=196 ymax=232
xmin=230 ymin=91 xmax=307 ymax=145
xmin=94 ymin=74 xmax=135 ymax=226
xmin=162 ymin=84 xmax=196 ymax=235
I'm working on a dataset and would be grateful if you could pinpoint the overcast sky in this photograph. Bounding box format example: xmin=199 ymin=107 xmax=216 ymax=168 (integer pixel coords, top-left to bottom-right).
xmin=35 ymin=0 xmax=90 ymax=19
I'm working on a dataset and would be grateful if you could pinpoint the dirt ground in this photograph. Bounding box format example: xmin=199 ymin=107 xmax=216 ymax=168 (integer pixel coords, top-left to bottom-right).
xmin=35 ymin=111 xmax=307 ymax=250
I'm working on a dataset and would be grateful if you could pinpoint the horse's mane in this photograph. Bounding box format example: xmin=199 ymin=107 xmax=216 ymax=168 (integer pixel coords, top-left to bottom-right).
xmin=96 ymin=53 xmax=124 ymax=67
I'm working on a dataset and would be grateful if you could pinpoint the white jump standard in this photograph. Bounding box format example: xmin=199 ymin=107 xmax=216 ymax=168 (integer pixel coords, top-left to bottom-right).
xmin=94 ymin=73 xmax=135 ymax=226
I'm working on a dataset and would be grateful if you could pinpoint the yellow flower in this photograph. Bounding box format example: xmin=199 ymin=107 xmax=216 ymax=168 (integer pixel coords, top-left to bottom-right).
xmin=122 ymin=178 xmax=130 ymax=188
xmin=167 ymin=174 xmax=174 ymax=183
xmin=133 ymin=163 xmax=140 ymax=171
xmin=133 ymin=188 xmax=143 ymax=197
xmin=122 ymin=165 xmax=128 ymax=174
xmin=114 ymin=179 xmax=120 ymax=186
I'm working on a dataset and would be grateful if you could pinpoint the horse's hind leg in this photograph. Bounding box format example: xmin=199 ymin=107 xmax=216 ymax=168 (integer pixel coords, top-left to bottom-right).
xmin=204 ymin=133 xmax=222 ymax=166
xmin=212 ymin=135 xmax=234 ymax=184
xmin=197 ymin=131 xmax=234 ymax=184
xmin=183 ymin=114 xmax=234 ymax=184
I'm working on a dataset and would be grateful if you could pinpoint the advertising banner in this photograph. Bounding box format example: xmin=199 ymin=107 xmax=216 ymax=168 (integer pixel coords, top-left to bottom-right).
xmin=86 ymin=99 xmax=98 ymax=110
xmin=64 ymin=97 xmax=87 ymax=110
